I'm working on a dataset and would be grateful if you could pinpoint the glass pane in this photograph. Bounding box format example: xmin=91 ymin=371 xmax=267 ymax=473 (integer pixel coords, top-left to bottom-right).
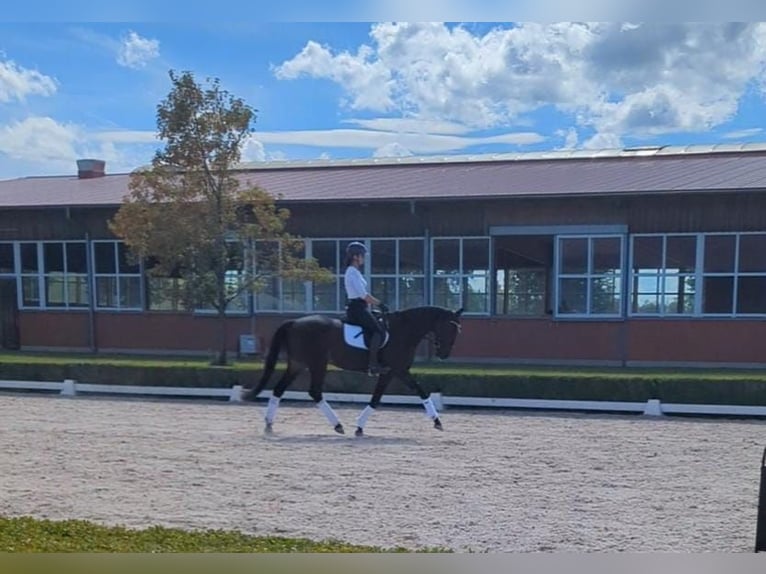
xmin=558 ymin=278 xmax=587 ymax=314
xmin=632 ymin=236 xmax=663 ymax=272
xmin=590 ymin=274 xmax=621 ymax=314
xmin=0 ymin=244 xmax=14 ymax=274
xmin=118 ymin=243 xmax=140 ymax=274
xmin=282 ymin=279 xmax=307 ymax=312
xmin=94 ymin=242 xmax=116 ymax=274
xmin=226 ymin=242 xmax=246 ymax=273
xmin=433 ymin=239 xmax=460 ymax=275
xmin=96 ymin=276 xmax=117 ymax=308
xmin=119 ymin=276 xmax=142 ymax=309
xmin=463 ymin=273 xmax=488 ymax=313
xmin=371 ymin=240 xmax=396 ymax=275
xmin=739 ymin=234 xmax=766 ymax=273
xmin=433 ymin=276 xmax=461 ymax=309
xmin=20 ymin=243 xmax=38 ymax=273
xmin=560 ymin=238 xmax=587 ymax=274
xmin=635 ymin=274 xmax=661 ymax=293
xmin=704 ymin=235 xmax=736 ymax=273
xmin=66 ymin=243 xmax=87 ymax=274
xmin=663 ymin=275 xmax=695 ymax=314
xmin=702 ymin=276 xmax=734 ymax=314
xmin=313 ymin=278 xmax=339 ymax=311
xmin=148 ymin=277 xmax=187 ymax=311
xmin=371 ymin=277 xmax=396 ymax=308
xmin=43 ymin=243 xmax=64 ymax=273
xmin=255 ymin=241 xmax=279 ymax=273
xmin=592 ymin=237 xmax=622 ymax=273
xmin=737 ymin=276 xmax=766 ymax=314
xmin=67 ymin=275 xmax=89 ymax=307
xmin=311 ymin=241 xmax=338 ymax=274
xmin=255 ymin=277 xmax=280 ymax=311
xmin=22 ymin=276 xmax=40 ymax=307
xmin=399 ymin=240 xmax=424 ymax=274
xmin=666 ymin=236 xmax=696 ymax=273
xmin=632 ymin=292 xmax=660 ymax=314
xmin=45 ymin=276 xmax=66 ymax=307
xmin=463 ymin=238 xmax=489 ymax=274
xmin=399 ymin=276 xmax=424 ymax=309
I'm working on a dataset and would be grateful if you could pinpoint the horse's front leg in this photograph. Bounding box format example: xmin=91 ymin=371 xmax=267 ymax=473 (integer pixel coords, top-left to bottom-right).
xmin=401 ymin=372 xmax=443 ymax=431
xmin=355 ymin=371 xmax=393 ymax=437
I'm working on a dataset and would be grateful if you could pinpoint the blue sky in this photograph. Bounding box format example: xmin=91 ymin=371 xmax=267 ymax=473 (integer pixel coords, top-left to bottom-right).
xmin=1 ymin=22 xmax=766 ymax=179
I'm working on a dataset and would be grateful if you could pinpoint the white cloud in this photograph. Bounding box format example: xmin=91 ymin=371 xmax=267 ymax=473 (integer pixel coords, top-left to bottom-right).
xmin=344 ymin=117 xmax=472 ymax=135
xmin=0 ymin=58 xmax=57 ymax=102
xmin=276 ymin=22 xmax=766 ymax=144
xmin=556 ymin=127 xmax=579 ymax=150
xmin=241 ymin=137 xmax=266 ymax=162
xmin=723 ymin=128 xmax=763 ymax=140
xmin=117 ymin=31 xmax=160 ymax=69
xmin=0 ymin=117 xmax=160 ymax=177
xmin=373 ymin=142 xmax=413 ymax=158
xmin=253 ymin=128 xmax=544 ymax=154
xmin=318 ymin=152 xmax=331 ymax=160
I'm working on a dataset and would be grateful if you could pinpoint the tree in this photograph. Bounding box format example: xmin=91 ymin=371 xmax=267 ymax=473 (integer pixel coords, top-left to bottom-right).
xmin=110 ymin=70 xmax=330 ymax=365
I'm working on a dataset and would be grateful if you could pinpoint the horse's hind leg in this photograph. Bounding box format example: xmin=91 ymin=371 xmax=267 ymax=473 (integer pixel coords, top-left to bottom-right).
xmin=264 ymin=363 xmax=303 ymax=434
xmin=308 ymin=363 xmax=344 ymax=434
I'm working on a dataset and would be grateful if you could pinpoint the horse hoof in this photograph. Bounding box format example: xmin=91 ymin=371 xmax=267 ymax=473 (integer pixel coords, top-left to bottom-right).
xmin=264 ymin=422 xmax=273 ymax=435
xmin=434 ymin=418 xmax=443 ymax=431
xmin=355 ymin=427 xmax=364 ymax=437
xmin=334 ymin=423 xmax=345 ymax=435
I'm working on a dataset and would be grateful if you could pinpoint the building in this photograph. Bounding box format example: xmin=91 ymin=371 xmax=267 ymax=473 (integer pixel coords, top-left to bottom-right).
xmin=0 ymin=145 xmax=765 ymax=367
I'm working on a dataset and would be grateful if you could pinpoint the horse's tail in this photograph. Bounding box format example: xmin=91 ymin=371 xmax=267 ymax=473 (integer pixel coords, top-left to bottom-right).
xmin=242 ymin=320 xmax=293 ymax=401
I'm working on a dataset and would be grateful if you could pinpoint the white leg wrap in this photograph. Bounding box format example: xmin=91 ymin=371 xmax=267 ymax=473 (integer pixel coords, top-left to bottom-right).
xmin=265 ymin=395 xmax=280 ymax=424
xmin=356 ymin=405 xmax=375 ymax=429
xmin=317 ymin=399 xmax=341 ymax=427
xmin=423 ymin=396 xmax=439 ymax=419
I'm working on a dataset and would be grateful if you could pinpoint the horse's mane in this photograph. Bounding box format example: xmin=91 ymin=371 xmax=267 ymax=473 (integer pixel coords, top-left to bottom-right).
xmin=390 ymin=305 xmax=455 ymax=325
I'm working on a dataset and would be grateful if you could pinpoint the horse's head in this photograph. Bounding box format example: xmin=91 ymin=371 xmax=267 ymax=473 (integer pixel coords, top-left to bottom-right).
xmin=432 ymin=307 xmax=464 ymax=359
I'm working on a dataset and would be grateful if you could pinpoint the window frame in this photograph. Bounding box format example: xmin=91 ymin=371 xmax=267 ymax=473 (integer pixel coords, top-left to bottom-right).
xmin=91 ymin=240 xmax=144 ymax=312
xmin=554 ymin=234 xmax=626 ymax=320
xmin=628 ymin=232 xmax=766 ymax=319
xmin=430 ymin=236 xmax=492 ymax=316
xmin=18 ymin=240 xmax=91 ymax=311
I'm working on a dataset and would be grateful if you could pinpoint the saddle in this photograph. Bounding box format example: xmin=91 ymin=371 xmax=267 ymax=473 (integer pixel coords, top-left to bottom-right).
xmin=341 ymin=311 xmax=389 ymax=351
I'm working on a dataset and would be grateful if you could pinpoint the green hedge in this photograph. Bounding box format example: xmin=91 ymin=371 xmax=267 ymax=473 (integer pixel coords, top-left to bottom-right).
xmin=3 ymin=359 xmax=766 ymax=406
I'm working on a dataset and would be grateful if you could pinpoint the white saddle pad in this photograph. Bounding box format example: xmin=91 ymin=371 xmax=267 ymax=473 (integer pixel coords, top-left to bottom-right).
xmin=343 ymin=323 xmax=389 ymax=350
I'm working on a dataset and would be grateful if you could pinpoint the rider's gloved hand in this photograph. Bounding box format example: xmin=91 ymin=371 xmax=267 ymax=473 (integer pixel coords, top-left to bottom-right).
xmin=379 ymin=303 xmax=389 ymax=314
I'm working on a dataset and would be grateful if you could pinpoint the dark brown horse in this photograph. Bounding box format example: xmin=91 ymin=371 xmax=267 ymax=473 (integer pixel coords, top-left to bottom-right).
xmin=242 ymin=305 xmax=463 ymax=436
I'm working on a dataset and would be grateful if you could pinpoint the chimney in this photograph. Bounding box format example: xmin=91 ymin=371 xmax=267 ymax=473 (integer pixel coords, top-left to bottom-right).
xmin=76 ymin=159 xmax=106 ymax=179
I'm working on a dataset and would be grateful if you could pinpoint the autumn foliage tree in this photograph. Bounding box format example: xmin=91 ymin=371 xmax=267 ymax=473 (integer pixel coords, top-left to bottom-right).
xmin=110 ymin=70 xmax=329 ymax=365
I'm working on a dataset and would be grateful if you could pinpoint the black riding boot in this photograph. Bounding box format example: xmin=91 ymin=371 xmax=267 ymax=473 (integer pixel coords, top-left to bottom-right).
xmin=367 ymin=332 xmax=383 ymax=376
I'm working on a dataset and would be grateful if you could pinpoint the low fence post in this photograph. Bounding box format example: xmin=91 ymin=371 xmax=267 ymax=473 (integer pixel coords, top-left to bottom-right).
xmin=229 ymin=385 xmax=243 ymax=403
xmin=60 ymin=379 xmax=77 ymax=397
xmin=755 ymin=447 xmax=766 ymax=552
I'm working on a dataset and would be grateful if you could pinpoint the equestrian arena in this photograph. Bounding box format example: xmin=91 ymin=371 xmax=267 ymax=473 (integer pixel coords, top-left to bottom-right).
xmin=1 ymin=393 xmax=763 ymax=552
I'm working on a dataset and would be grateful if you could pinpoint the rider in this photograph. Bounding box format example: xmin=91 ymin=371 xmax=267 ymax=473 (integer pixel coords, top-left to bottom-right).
xmin=344 ymin=241 xmax=386 ymax=376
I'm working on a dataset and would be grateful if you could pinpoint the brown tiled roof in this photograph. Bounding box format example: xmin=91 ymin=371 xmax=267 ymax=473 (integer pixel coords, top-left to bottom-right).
xmin=2 ymin=146 xmax=766 ymax=208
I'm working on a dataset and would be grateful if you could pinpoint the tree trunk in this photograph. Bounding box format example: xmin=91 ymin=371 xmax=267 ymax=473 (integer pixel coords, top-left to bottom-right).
xmin=215 ymin=308 xmax=228 ymax=366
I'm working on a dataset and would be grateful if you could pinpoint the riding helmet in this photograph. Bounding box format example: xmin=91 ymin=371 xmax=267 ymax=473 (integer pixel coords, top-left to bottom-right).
xmin=346 ymin=241 xmax=367 ymax=256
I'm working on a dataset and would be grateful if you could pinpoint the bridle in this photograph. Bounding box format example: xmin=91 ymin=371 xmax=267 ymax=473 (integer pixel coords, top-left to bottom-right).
xmin=431 ymin=319 xmax=462 ymax=355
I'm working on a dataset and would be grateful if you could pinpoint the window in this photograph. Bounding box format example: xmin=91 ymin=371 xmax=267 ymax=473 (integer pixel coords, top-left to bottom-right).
xmin=703 ymin=233 xmax=766 ymax=316
xmin=92 ymin=241 xmax=142 ymax=310
xmin=557 ymin=236 xmax=623 ymax=317
xmin=19 ymin=241 xmax=89 ymax=309
xmin=371 ymin=239 xmax=425 ymax=310
xmin=432 ymin=237 xmax=491 ymax=314
xmin=0 ymin=243 xmax=15 ymax=275
xmin=630 ymin=235 xmax=696 ymax=315
xmin=196 ymin=242 xmax=249 ymax=314
xmin=253 ymin=240 xmax=308 ymax=313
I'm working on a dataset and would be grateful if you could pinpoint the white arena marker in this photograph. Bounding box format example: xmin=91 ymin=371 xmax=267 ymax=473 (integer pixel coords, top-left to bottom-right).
xmin=643 ymin=399 xmax=664 ymax=417
xmin=60 ymin=379 xmax=77 ymax=397
xmin=229 ymin=385 xmax=244 ymax=403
